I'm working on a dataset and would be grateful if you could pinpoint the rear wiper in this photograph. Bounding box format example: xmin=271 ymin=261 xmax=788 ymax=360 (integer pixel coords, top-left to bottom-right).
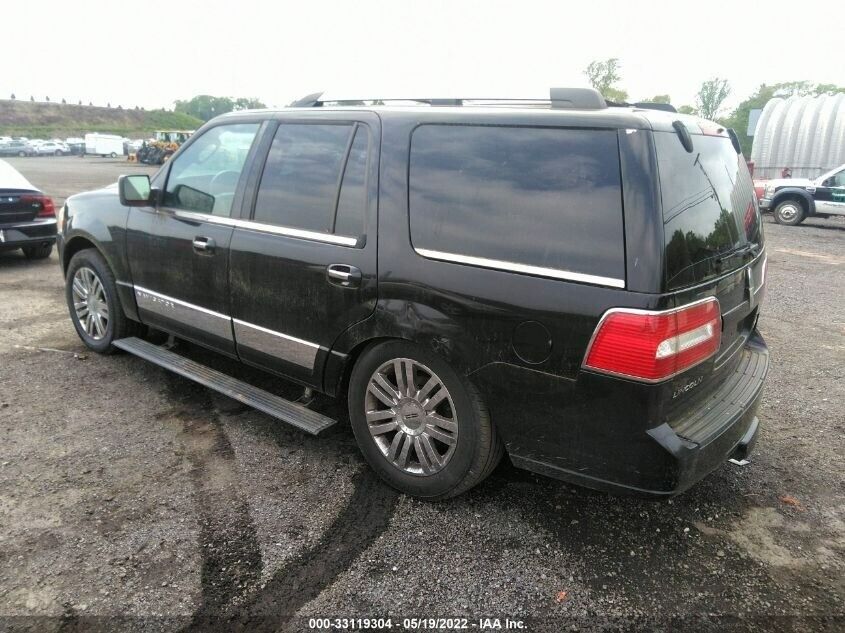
xmin=717 ymin=242 xmax=760 ymax=262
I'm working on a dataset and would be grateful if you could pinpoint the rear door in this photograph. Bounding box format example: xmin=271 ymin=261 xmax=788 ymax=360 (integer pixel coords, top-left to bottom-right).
xmin=228 ymin=112 xmax=379 ymax=387
xmin=125 ymin=121 xmax=262 ymax=355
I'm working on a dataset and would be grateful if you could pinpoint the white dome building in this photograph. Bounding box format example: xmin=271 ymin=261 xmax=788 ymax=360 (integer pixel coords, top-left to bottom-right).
xmin=750 ymin=93 xmax=845 ymax=179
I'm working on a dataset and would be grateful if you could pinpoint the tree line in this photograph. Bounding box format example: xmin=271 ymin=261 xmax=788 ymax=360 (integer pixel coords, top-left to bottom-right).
xmin=174 ymin=95 xmax=266 ymax=122
xmin=584 ymin=58 xmax=845 ymax=155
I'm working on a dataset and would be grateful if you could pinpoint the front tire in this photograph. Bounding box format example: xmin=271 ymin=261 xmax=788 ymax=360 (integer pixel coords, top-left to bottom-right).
xmin=22 ymin=243 xmax=53 ymax=259
xmin=773 ymin=199 xmax=805 ymax=225
xmin=65 ymin=249 xmax=140 ymax=353
xmin=348 ymin=340 xmax=503 ymax=499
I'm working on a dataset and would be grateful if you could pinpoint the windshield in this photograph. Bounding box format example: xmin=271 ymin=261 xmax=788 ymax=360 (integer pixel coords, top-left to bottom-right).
xmin=655 ymin=132 xmax=763 ymax=290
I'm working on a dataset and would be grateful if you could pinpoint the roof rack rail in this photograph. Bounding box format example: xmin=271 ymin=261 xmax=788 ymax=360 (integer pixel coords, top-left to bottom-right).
xmin=605 ymin=99 xmax=678 ymax=113
xmin=289 ymin=88 xmax=609 ymax=110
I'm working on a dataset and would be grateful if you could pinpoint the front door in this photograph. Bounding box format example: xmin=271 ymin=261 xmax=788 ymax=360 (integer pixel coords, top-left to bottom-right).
xmin=126 ymin=121 xmax=262 ymax=355
xmin=229 ymin=114 xmax=379 ymax=387
xmin=815 ymin=167 xmax=845 ymax=216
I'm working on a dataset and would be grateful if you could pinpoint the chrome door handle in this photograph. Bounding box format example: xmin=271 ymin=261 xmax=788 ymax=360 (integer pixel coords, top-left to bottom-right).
xmin=326 ymin=264 xmax=362 ymax=288
xmin=193 ymin=236 xmax=215 ymax=253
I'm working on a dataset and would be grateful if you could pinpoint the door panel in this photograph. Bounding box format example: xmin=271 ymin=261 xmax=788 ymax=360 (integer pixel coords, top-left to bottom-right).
xmin=127 ymin=209 xmax=236 ymax=353
xmin=125 ymin=121 xmax=263 ymax=355
xmin=229 ymin=113 xmax=380 ymax=387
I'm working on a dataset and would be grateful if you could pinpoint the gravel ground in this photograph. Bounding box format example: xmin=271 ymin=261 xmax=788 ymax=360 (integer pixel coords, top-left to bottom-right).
xmin=0 ymin=157 xmax=843 ymax=631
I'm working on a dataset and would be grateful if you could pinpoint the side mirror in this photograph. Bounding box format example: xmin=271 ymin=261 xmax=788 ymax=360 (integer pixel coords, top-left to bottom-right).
xmin=118 ymin=174 xmax=155 ymax=206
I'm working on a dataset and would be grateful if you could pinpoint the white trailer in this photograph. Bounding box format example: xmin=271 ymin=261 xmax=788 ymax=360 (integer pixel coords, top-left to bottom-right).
xmin=84 ymin=133 xmax=124 ymax=158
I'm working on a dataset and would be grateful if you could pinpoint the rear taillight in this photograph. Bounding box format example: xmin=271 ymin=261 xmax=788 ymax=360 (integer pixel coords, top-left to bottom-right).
xmin=21 ymin=194 xmax=55 ymax=217
xmin=583 ymin=298 xmax=721 ymax=382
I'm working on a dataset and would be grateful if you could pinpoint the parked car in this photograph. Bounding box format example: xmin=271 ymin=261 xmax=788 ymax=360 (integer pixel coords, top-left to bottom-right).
xmin=0 ymin=159 xmax=57 ymax=258
xmin=0 ymin=140 xmax=36 ymax=157
xmin=758 ymin=163 xmax=845 ymax=225
xmin=57 ymin=88 xmax=768 ymax=499
xmin=65 ymin=138 xmax=86 ymax=155
xmin=33 ymin=141 xmax=71 ymax=156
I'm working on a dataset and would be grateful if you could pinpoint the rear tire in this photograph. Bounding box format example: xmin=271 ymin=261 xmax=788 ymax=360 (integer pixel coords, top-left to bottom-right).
xmin=348 ymin=340 xmax=503 ymax=499
xmin=65 ymin=248 xmax=141 ymax=354
xmin=773 ymin=199 xmax=805 ymax=225
xmin=22 ymin=243 xmax=53 ymax=259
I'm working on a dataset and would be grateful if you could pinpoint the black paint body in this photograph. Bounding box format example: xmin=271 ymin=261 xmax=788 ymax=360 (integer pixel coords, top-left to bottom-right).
xmin=57 ymin=105 xmax=769 ymax=496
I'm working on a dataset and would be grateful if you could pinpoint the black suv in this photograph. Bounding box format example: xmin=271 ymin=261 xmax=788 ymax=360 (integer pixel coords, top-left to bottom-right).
xmin=57 ymin=88 xmax=769 ymax=499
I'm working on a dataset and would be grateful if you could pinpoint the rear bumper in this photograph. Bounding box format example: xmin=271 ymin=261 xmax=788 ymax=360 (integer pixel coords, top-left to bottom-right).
xmin=476 ymin=331 xmax=769 ymax=497
xmin=0 ymin=218 xmax=57 ymax=249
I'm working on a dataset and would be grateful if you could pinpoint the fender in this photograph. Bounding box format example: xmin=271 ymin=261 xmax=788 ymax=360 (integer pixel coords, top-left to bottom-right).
xmin=320 ymin=300 xmax=487 ymax=397
xmin=770 ymin=187 xmax=816 ymax=216
xmin=60 ymin=186 xmax=138 ymax=320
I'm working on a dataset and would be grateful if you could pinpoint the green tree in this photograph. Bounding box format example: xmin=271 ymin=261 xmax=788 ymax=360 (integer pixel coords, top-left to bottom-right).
xmin=645 ymin=94 xmax=671 ymax=104
xmin=695 ymin=78 xmax=731 ymax=120
xmin=584 ymin=58 xmax=629 ymax=102
xmin=233 ymin=97 xmax=266 ymax=111
xmin=677 ymin=105 xmax=697 ymax=115
xmin=174 ymin=95 xmax=267 ymax=121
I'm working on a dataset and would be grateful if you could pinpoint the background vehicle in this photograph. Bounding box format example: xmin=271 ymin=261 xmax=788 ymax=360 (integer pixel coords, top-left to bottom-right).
xmin=0 ymin=140 xmax=35 ymax=157
xmin=33 ymin=140 xmax=71 ymax=156
xmin=0 ymin=158 xmax=57 ymax=258
xmin=84 ymin=133 xmax=124 ymax=158
xmin=65 ymin=137 xmax=86 ymax=155
xmin=137 ymin=130 xmax=194 ymax=165
xmin=57 ymin=89 xmax=767 ymax=499
xmin=759 ymin=163 xmax=845 ymax=225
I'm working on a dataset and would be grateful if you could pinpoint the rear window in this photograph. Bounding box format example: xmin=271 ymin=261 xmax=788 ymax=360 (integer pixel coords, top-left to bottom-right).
xmin=655 ymin=132 xmax=762 ymax=290
xmin=409 ymin=125 xmax=625 ymax=286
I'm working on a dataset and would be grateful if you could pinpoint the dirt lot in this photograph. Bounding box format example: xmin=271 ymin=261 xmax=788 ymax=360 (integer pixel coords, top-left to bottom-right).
xmin=1 ymin=156 xmax=843 ymax=631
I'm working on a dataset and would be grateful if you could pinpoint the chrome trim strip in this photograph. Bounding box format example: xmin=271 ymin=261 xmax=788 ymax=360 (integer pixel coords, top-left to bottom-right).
xmin=414 ymin=248 xmax=625 ymax=289
xmin=116 ymin=280 xmax=134 ymax=288
xmin=134 ymin=285 xmax=233 ymax=342
xmin=167 ymin=208 xmax=357 ymax=247
xmin=232 ymin=318 xmax=320 ymax=369
xmin=1 ymin=218 xmax=58 ymax=228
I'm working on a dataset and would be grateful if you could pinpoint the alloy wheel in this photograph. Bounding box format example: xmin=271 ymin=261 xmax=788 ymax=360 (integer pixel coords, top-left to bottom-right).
xmin=71 ymin=267 xmax=110 ymax=340
xmin=364 ymin=358 xmax=458 ymax=476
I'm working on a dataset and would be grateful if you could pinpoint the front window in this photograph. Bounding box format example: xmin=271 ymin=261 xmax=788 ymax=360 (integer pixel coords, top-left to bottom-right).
xmin=163 ymin=123 xmax=259 ymax=216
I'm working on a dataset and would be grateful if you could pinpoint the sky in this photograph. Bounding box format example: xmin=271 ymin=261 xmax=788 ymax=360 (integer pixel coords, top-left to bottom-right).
xmin=1 ymin=0 xmax=841 ymax=114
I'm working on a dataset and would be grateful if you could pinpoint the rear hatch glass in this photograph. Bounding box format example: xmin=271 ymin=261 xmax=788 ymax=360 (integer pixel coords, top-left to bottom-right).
xmin=654 ymin=130 xmax=765 ymax=423
xmin=654 ymin=131 xmax=762 ymax=291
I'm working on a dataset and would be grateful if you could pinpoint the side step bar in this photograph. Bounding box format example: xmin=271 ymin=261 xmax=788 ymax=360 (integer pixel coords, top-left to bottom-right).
xmin=113 ymin=337 xmax=336 ymax=435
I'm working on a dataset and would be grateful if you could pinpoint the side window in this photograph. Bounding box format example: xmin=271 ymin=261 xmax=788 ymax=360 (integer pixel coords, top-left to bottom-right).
xmin=335 ymin=126 xmax=369 ymax=236
xmin=163 ymin=123 xmax=259 ymax=216
xmin=253 ymin=123 xmax=369 ymax=237
xmin=409 ymin=124 xmax=625 ymax=283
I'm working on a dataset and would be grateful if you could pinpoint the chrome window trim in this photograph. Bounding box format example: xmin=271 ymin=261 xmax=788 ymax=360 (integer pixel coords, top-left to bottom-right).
xmin=166 ymin=208 xmax=358 ymax=247
xmin=234 ymin=219 xmax=358 ymax=247
xmin=414 ymin=248 xmax=625 ymax=289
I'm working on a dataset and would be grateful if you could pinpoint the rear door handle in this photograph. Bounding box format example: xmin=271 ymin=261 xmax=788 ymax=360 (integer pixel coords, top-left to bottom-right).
xmin=193 ymin=236 xmax=215 ymax=253
xmin=326 ymin=264 xmax=362 ymax=288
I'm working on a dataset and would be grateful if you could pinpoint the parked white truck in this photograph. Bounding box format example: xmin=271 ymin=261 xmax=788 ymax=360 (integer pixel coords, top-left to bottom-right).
xmin=84 ymin=133 xmax=124 ymax=158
